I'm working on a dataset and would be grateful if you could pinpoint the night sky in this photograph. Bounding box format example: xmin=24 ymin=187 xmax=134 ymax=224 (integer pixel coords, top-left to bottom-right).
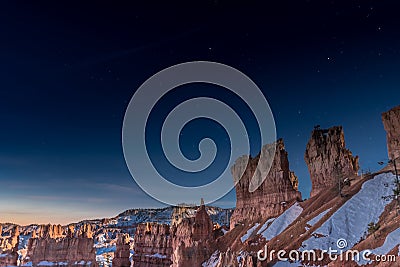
xmin=1 ymin=1 xmax=400 ymax=225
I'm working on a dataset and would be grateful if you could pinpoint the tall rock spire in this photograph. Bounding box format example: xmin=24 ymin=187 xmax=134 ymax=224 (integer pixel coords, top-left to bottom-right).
xmin=382 ymin=105 xmax=400 ymax=160
xmin=230 ymin=138 xmax=301 ymax=228
xmin=305 ymin=126 xmax=359 ymax=197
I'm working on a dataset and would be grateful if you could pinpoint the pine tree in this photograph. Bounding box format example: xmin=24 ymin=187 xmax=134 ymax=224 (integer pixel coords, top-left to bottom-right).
xmin=367 ymin=222 xmax=380 ymax=238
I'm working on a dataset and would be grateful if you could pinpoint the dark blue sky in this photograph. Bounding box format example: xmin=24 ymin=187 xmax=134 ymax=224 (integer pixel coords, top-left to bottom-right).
xmin=1 ymin=1 xmax=400 ymax=224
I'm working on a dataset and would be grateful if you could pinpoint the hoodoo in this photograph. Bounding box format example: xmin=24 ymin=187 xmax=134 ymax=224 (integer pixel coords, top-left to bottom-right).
xmin=305 ymin=126 xmax=359 ymax=197
xmin=382 ymin=105 xmax=400 ymax=160
xmin=230 ymin=139 xmax=301 ymax=228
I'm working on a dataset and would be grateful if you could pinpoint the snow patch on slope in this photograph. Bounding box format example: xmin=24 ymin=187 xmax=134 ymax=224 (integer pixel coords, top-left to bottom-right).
xmin=301 ymin=173 xmax=396 ymax=252
xmin=273 ymin=260 xmax=303 ymax=266
xmin=356 ymin=227 xmax=400 ymax=265
xmin=259 ymin=203 xmax=303 ymax=241
xmin=257 ymin=217 xmax=275 ymax=235
xmin=241 ymin=223 xmax=260 ymax=243
xmin=307 ymin=208 xmax=331 ymax=227
xmin=202 ymin=251 xmax=220 ymax=267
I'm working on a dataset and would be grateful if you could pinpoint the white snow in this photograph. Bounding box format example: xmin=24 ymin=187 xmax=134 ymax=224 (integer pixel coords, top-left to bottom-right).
xmin=257 ymin=217 xmax=275 ymax=235
xmin=273 ymin=260 xmax=303 ymax=266
xmin=307 ymin=208 xmax=331 ymax=227
xmin=356 ymin=227 xmax=400 ymax=265
xmin=148 ymin=253 xmax=167 ymax=258
xmin=241 ymin=223 xmax=260 ymax=243
xmin=202 ymin=250 xmax=220 ymax=267
xmin=259 ymin=203 xmax=303 ymax=241
xmin=37 ymin=261 xmax=55 ymax=266
xmin=96 ymin=245 xmax=116 ymax=255
xmin=301 ymin=173 xmax=396 ymax=252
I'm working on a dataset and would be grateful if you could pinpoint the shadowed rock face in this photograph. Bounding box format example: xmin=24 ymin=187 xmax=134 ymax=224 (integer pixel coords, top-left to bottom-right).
xmin=382 ymin=105 xmax=400 ymax=160
xmin=24 ymin=224 xmax=97 ymax=267
xmin=305 ymin=126 xmax=359 ymax=197
xmin=113 ymin=234 xmax=131 ymax=267
xmin=132 ymin=223 xmax=172 ymax=267
xmin=171 ymin=204 xmax=215 ymax=267
xmin=230 ymin=139 xmax=301 ymax=228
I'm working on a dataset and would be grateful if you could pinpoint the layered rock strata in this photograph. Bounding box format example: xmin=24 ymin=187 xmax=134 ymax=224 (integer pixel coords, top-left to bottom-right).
xmin=171 ymin=203 xmax=215 ymax=267
xmin=305 ymin=126 xmax=359 ymax=197
xmin=382 ymin=105 xmax=400 ymax=160
xmin=24 ymin=224 xmax=97 ymax=267
xmin=230 ymin=139 xmax=302 ymax=228
xmin=132 ymin=223 xmax=172 ymax=267
xmin=0 ymin=226 xmax=19 ymax=267
xmin=112 ymin=234 xmax=131 ymax=267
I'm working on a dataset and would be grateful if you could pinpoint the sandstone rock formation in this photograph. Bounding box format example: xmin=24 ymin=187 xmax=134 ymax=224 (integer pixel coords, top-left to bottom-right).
xmin=36 ymin=224 xmax=64 ymax=239
xmin=0 ymin=225 xmax=19 ymax=252
xmin=112 ymin=234 xmax=131 ymax=267
xmin=171 ymin=203 xmax=215 ymax=267
xmin=230 ymin=139 xmax=302 ymax=228
xmin=0 ymin=226 xmax=19 ymax=267
xmin=382 ymin=105 xmax=400 ymax=160
xmin=171 ymin=206 xmax=196 ymax=226
xmin=132 ymin=222 xmax=172 ymax=267
xmin=305 ymin=126 xmax=359 ymax=197
xmin=24 ymin=223 xmax=97 ymax=267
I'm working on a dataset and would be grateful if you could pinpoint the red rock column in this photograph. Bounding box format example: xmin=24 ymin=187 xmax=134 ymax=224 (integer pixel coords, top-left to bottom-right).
xmin=112 ymin=234 xmax=131 ymax=267
xmin=382 ymin=105 xmax=400 ymax=160
xmin=230 ymin=139 xmax=302 ymax=228
xmin=305 ymin=126 xmax=359 ymax=197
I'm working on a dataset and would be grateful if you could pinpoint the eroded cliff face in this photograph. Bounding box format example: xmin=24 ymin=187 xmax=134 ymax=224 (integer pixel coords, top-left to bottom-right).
xmin=132 ymin=223 xmax=172 ymax=267
xmin=171 ymin=204 xmax=215 ymax=267
xmin=112 ymin=234 xmax=131 ymax=267
xmin=382 ymin=105 xmax=400 ymax=160
xmin=305 ymin=126 xmax=359 ymax=197
xmin=24 ymin=223 xmax=97 ymax=267
xmin=0 ymin=226 xmax=19 ymax=267
xmin=209 ymin=250 xmax=259 ymax=267
xmin=230 ymin=139 xmax=302 ymax=228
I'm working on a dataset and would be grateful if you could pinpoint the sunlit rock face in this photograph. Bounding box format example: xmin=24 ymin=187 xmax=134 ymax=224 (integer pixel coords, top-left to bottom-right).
xmin=230 ymin=139 xmax=301 ymax=228
xmin=305 ymin=126 xmax=359 ymax=197
xmin=132 ymin=222 xmax=172 ymax=267
xmin=23 ymin=224 xmax=97 ymax=267
xmin=382 ymin=105 xmax=400 ymax=160
xmin=0 ymin=226 xmax=19 ymax=267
